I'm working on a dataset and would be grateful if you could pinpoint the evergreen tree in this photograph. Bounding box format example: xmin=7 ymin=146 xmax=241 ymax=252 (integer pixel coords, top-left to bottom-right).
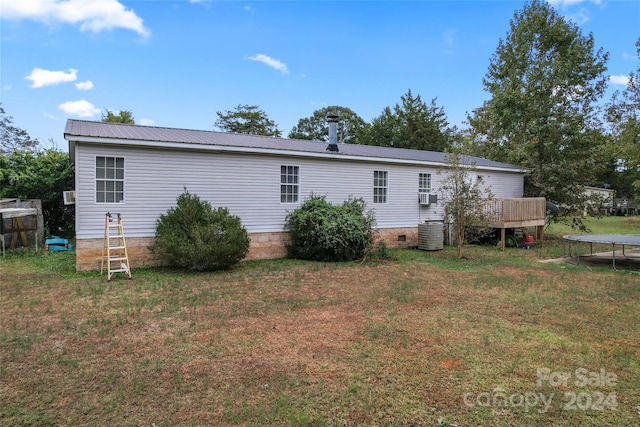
xmin=362 ymin=106 xmax=401 ymax=147
xmin=362 ymin=90 xmax=453 ymax=151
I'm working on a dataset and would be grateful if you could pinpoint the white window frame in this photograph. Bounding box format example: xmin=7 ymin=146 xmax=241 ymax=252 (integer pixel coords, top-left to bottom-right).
xmin=465 ymin=174 xmax=483 ymax=188
xmin=280 ymin=165 xmax=299 ymax=203
xmin=419 ymin=173 xmax=432 ymax=193
xmin=95 ymin=156 xmax=125 ymax=203
xmin=373 ymin=170 xmax=388 ymax=204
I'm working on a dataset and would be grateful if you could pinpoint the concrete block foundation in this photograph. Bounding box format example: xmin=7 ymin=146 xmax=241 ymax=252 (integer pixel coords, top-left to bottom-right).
xmin=75 ymin=227 xmax=420 ymax=272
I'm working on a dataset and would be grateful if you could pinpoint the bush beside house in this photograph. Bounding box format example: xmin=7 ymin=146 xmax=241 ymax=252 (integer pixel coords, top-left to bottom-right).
xmin=151 ymin=190 xmax=249 ymax=271
xmin=284 ymin=195 xmax=376 ymax=262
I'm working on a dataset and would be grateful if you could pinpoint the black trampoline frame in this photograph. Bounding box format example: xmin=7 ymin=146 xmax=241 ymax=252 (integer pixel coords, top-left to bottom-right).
xmin=562 ymin=234 xmax=640 ymax=270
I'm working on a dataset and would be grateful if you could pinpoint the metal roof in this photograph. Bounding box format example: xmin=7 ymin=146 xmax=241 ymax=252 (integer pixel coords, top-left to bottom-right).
xmin=64 ymin=119 xmax=525 ymax=172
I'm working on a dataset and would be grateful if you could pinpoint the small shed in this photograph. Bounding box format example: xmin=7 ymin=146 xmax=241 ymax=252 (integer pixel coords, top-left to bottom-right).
xmin=0 ymin=199 xmax=45 ymax=255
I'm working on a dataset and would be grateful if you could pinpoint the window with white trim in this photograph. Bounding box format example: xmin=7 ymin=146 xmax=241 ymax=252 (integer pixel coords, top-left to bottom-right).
xmin=419 ymin=173 xmax=432 ymax=193
xmin=465 ymin=174 xmax=482 ymax=188
xmin=373 ymin=170 xmax=388 ymax=203
xmin=96 ymin=156 xmax=124 ymax=203
xmin=280 ymin=165 xmax=299 ymax=203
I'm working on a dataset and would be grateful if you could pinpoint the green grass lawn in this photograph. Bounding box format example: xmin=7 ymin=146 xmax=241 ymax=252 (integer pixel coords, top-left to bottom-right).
xmin=546 ymin=215 xmax=640 ymax=236
xmin=1 ymin=217 xmax=639 ymax=426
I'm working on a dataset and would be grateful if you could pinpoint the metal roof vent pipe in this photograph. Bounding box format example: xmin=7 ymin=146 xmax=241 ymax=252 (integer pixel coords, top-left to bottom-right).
xmin=326 ymin=114 xmax=339 ymax=152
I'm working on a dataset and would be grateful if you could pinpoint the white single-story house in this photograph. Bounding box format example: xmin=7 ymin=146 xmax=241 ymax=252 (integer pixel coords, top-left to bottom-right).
xmin=64 ymin=119 xmax=541 ymax=272
xmin=582 ymin=186 xmax=616 ymax=216
xmin=583 ymin=186 xmax=616 ymax=204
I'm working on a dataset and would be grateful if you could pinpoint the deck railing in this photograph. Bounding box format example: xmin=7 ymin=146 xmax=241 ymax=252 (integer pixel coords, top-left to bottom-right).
xmin=481 ymin=197 xmax=547 ymax=224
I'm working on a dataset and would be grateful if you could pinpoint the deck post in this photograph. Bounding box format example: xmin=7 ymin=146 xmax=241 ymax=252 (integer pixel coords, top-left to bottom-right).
xmin=500 ymin=228 xmax=506 ymax=251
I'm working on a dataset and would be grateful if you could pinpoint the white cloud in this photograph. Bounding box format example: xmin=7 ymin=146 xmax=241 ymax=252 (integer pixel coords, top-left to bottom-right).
xmin=547 ymin=0 xmax=602 ymax=24
xmin=139 ymin=118 xmax=154 ymax=126
xmin=440 ymin=29 xmax=456 ymax=55
xmin=75 ymin=80 xmax=94 ymax=90
xmin=248 ymin=54 xmax=289 ymax=74
xmin=609 ymin=75 xmax=629 ymax=86
xmin=442 ymin=29 xmax=456 ymax=46
xmin=43 ymin=111 xmax=57 ymax=120
xmin=566 ymin=8 xmax=590 ymax=24
xmin=58 ymin=100 xmax=100 ymax=117
xmin=547 ymin=0 xmax=602 ymax=8
xmin=0 ymin=0 xmax=150 ymax=37
xmin=622 ymin=52 xmax=634 ymax=61
xmin=26 ymin=68 xmax=77 ymax=88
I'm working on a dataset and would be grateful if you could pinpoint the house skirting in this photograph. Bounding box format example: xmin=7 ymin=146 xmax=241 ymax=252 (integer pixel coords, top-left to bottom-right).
xmin=74 ymin=227 xmax=421 ymax=272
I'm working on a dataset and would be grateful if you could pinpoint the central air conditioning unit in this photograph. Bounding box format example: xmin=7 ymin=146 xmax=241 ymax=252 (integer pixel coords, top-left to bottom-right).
xmin=419 ymin=192 xmax=437 ymax=206
xmin=418 ymin=222 xmax=444 ymax=251
xmin=63 ymin=191 xmax=76 ymax=205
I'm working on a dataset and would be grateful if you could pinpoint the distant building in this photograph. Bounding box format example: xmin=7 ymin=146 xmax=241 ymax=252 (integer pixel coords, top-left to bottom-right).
xmin=583 ymin=186 xmax=616 ymax=216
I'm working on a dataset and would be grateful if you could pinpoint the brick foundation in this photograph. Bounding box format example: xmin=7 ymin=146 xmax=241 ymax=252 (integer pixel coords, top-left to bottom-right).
xmin=75 ymin=227 xmax=420 ymax=272
xmin=75 ymin=237 xmax=162 ymax=272
xmin=376 ymin=227 xmax=419 ymax=249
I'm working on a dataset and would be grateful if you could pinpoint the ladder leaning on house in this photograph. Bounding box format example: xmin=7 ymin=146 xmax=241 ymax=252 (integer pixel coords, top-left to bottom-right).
xmin=101 ymin=212 xmax=132 ymax=281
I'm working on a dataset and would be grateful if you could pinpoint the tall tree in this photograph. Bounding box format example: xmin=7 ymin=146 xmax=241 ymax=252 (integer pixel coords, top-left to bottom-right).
xmin=288 ymin=106 xmax=366 ymax=144
xmin=0 ymin=104 xmax=40 ymax=154
xmin=397 ymin=90 xmax=452 ymax=151
xmin=606 ymin=37 xmax=640 ymax=196
xmin=468 ymin=0 xmax=609 ymax=216
xmin=0 ymin=148 xmax=75 ymax=237
xmin=362 ymin=90 xmax=453 ymax=151
xmin=439 ymin=152 xmax=494 ymax=259
xmin=102 ymin=109 xmax=135 ymax=124
xmin=361 ymin=106 xmax=401 ymax=147
xmin=214 ymin=104 xmax=281 ymax=137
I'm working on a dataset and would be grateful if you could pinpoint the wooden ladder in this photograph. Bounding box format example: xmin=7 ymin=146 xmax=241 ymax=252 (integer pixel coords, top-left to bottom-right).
xmin=101 ymin=212 xmax=132 ymax=281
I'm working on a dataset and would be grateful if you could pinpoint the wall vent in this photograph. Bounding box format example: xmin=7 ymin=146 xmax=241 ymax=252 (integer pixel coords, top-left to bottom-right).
xmin=63 ymin=191 xmax=76 ymax=205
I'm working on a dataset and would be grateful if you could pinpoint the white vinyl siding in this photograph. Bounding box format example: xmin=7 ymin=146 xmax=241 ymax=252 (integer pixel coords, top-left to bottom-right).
xmin=96 ymin=156 xmax=124 ymax=203
xmin=280 ymin=165 xmax=299 ymax=203
xmin=73 ymin=144 xmax=525 ymax=239
xmin=373 ymin=170 xmax=388 ymax=204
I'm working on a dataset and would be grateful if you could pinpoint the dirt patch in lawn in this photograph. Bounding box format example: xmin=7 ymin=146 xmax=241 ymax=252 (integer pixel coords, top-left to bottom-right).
xmin=1 ymin=253 xmax=638 ymax=426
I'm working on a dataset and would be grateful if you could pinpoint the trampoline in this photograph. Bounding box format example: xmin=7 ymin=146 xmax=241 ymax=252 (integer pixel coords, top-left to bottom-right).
xmin=563 ymin=234 xmax=640 ymax=270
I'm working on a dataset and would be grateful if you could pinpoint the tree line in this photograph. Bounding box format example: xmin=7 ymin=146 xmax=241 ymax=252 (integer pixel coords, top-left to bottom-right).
xmin=2 ymin=0 xmax=639 ymax=237
xmin=214 ymin=89 xmax=453 ymax=153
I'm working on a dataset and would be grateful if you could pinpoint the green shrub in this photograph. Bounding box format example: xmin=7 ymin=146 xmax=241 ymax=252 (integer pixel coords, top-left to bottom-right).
xmin=372 ymin=240 xmax=391 ymax=260
xmin=0 ymin=148 xmax=75 ymax=237
xmin=284 ymin=194 xmax=376 ymax=262
xmin=151 ymin=190 xmax=249 ymax=271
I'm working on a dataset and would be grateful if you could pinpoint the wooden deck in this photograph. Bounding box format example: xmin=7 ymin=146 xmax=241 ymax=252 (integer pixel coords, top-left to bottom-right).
xmin=483 ymin=197 xmax=547 ymax=228
xmin=481 ymin=197 xmax=547 ymax=250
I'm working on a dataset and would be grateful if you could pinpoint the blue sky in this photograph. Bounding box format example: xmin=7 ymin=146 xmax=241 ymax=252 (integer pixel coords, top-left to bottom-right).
xmin=1 ymin=0 xmax=638 ymax=147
